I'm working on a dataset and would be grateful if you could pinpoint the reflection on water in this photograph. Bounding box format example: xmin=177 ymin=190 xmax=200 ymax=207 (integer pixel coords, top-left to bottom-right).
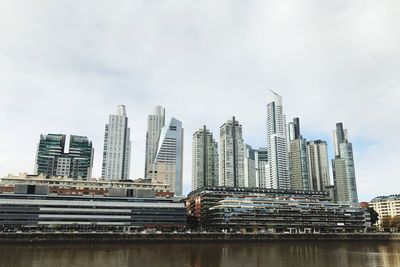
xmin=0 ymin=241 xmax=399 ymax=267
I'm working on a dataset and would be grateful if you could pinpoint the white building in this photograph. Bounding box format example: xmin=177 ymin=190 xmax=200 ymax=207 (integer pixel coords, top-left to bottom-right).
xmin=219 ymin=117 xmax=245 ymax=188
xmin=370 ymin=195 xmax=400 ymax=228
xmin=332 ymin=123 xmax=358 ymax=205
xmin=150 ymin=118 xmax=184 ymax=196
xmin=101 ymin=105 xmax=132 ymax=180
xmin=192 ymin=126 xmax=219 ymax=191
xmin=266 ymin=91 xmax=290 ymax=189
xmin=144 ymin=106 xmax=165 ymax=178
xmin=307 ymin=140 xmax=331 ymax=191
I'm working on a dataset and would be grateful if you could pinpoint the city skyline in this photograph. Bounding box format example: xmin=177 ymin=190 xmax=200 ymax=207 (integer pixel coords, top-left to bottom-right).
xmin=1 ymin=1 xmax=399 ymax=202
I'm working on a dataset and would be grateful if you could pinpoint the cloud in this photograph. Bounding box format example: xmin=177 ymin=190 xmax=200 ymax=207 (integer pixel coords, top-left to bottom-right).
xmin=0 ymin=0 xmax=399 ymax=201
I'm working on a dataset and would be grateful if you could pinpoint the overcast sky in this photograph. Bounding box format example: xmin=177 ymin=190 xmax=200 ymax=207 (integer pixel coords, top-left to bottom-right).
xmin=0 ymin=1 xmax=399 ymax=201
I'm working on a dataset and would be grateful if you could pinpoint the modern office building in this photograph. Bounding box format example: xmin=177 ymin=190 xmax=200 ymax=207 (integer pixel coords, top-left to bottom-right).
xmin=244 ymin=145 xmax=257 ymax=188
xmin=256 ymin=148 xmax=269 ymax=188
xmin=369 ymin=195 xmax=400 ymax=228
xmin=219 ymin=117 xmax=245 ymax=188
xmin=144 ymin=106 xmax=165 ymax=178
xmin=266 ymin=91 xmax=290 ymax=189
xmin=192 ymin=126 xmax=219 ymax=191
xmin=332 ymin=123 xmax=358 ymax=205
xmin=101 ymin=105 xmax=132 ymax=180
xmin=149 ymin=118 xmax=184 ymax=196
xmin=288 ymin=118 xmax=310 ymax=190
xmin=307 ymin=140 xmax=331 ymax=191
xmin=0 ymin=190 xmax=186 ymax=232
xmin=34 ymin=134 xmax=93 ymax=180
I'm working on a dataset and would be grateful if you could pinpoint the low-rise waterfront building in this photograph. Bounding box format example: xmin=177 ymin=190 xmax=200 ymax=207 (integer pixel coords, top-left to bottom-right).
xmin=370 ymin=195 xmax=400 ymax=228
xmin=186 ymin=186 xmax=331 ymax=229
xmin=208 ymin=197 xmax=369 ymax=233
xmin=186 ymin=187 xmax=369 ymax=233
xmin=0 ymin=189 xmax=186 ymax=232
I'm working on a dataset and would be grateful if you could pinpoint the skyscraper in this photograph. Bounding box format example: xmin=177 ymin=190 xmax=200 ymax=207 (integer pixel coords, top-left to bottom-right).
xmin=219 ymin=117 xmax=245 ymax=187
xmin=244 ymin=144 xmax=257 ymax=188
xmin=101 ymin=105 xmax=131 ymax=180
xmin=332 ymin=123 xmax=358 ymax=205
xmin=266 ymin=91 xmax=290 ymax=189
xmin=69 ymin=135 xmax=95 ymax=179
xmin=35 ymin=134 xmax=93 ymax=179
xmin=307 ymin=140 xmax=331 ymax=192
xmin=256 ymin=148 xmax=269 ymax=188
xmin=192 ymin=126 xmax=219 ymax=191
xmin=151 ymin=118 xmax=184 ymax=195
xmin=144 ymin=106 xmax=165 ymax=178
xmin=288 ymin=118 xmax=311 ymax=191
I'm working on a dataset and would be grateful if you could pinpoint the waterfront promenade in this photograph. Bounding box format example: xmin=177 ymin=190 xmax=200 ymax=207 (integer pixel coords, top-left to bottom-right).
xmin=0 ymin=233 xmax=399 ymax=244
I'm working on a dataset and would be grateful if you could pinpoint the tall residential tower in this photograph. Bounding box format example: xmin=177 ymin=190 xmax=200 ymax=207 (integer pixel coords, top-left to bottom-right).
xmin=219 ymin=117 xmax=245 ymax=187
xmin=101 ymin=105 xmax=132 ymax=180
xmin=332 ymin=123 xmax=358 ymax=205
xmin=288 ymin=118 xmax=311 ymax=191
xmin=266 ymin=91 xmax=290 ymax=189
xmin=144 ymin=106 xmax=165 ymax=178
xmin=307 ymin=140 xmax=331 ymax=192
xmin=192 ymin=126 xmax=219 ymax=191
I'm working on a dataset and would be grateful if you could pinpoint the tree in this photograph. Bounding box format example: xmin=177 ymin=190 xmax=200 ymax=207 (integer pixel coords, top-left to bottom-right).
xmin=380 ymin=215 xmax=392 ymax=231
xmin=187 ymin=214 xmax=199 ymax=230
xmin=367 ymin=207 xmax=379 ymax=226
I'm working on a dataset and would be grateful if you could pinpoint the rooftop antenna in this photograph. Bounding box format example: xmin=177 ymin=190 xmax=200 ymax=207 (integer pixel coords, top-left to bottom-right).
xmin=268 ymin=88 xmax=279 ymax=95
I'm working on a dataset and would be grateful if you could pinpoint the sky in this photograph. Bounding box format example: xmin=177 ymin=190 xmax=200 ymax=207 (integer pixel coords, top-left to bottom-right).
xmin=0 ymin=0 xmax=399 ymax=201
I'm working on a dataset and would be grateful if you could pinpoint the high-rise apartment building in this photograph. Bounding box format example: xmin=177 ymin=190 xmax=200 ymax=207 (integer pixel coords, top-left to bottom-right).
xmin=219 ymin=117 xmax=245 ymax=187
xmin=192 ymin=126 xmax=219 ymax=191
xmin=144 ymin=106 xmax=165 ymax=178
xmin=101 ymin=105 xmax=131 ymax=180
xmin=257 ymin=148 xmax=269 ymax=188
xmin=266 ymin=91 xmax=290 ymax=189
xmin=332 ymin=123 xmax=358 ymax=205
xmin=288 ymin=118 xmax=311 ymax=191
xmin=151 ymin=118 xmax=184 ymax=196
xmin=244 ymin=145 xmax=257 ymax=188
xmin=35 ymin=134 xmax=93 ymax=179
xmin=307 ymin=140 xmax=331 ymax=192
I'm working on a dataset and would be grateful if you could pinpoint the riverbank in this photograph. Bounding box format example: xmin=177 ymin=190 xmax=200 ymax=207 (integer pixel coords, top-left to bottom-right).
xmin=0 ymin=233 xmax=399 ymax=244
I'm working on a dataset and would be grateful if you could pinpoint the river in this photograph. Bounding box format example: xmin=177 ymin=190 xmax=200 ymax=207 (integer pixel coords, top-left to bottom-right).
xmin=0 ymin=241 xmax=399 ymax=267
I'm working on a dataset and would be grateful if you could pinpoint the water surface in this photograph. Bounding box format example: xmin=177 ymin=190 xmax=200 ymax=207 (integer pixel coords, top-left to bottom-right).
xmin=1 ymin=241 xmax=399 ymax=267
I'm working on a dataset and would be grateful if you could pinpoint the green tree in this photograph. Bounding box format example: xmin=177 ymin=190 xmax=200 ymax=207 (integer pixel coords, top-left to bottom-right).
xmin=367 ymin=207 xmax=379 ymax=226
xmin=380 ymin=215 xmax=392 ymax=231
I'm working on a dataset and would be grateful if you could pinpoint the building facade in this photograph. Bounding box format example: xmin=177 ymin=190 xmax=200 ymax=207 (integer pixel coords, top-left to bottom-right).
xmin=266 ymin=91 xmax=290 ymax=189
xmin=0 ymin=193 xmax=186 ymax=232
xmin=370 ymin=195 xmax=400 ymax=228
xmin=35 ymin=134 xmax=93 ymax=180
xmin=332 ymin=123 xmax=358 ymax=205
xmin=307 ymin=140 xmax=331 ymax=191
xmin=288 ymin=118 xmax=310 ymax=191
xmin=101 ymin=105 xmax=132 ymax=180
xmin=150 ymin=118 xmax=184 ymax=196
xmin=256 ymin=148 xmax=269 ymax=188
xmin=192 ymin=126 xmax=219 ymax=191
xmin=244 ymin=145 xmax=257 ymax=188
xmin=219 ymin=117 xmax=245 ymax=188
xmin=144 ymin=106 xmax=165 ymax=178
xmin=208 ymin=197 xmax=369 ymax=233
